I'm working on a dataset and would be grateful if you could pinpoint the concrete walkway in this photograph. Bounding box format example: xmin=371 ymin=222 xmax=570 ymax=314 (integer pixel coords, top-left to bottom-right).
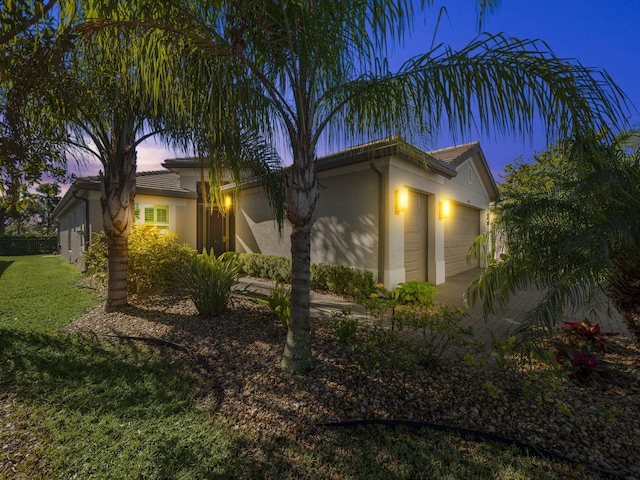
xmin=237 ymin=269 xmax=630 ymax=346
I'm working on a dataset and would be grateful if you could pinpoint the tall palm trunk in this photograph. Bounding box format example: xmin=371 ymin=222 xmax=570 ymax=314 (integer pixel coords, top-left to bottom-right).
xmin=101 ymin=141 xmax=137 ymax=312
xmin=281 ymin=159 xmax=319 ymax=373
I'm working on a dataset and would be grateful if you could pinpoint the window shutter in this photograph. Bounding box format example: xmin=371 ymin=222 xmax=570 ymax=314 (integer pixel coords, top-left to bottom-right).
xmin=156 ymin=207 xmax=168 ymax=224
xmin=144 ymin=207 xmax=155 ymax=223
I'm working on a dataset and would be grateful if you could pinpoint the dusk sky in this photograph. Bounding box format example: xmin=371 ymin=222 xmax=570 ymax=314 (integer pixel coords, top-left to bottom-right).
xmin=76 ymin=0 xmax=640 ymax=183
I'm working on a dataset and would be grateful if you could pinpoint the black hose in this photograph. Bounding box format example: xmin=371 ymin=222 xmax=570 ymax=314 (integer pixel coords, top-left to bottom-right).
xmin=100 ymin=334 xmax=209 ymax=371
xmin=317 ymin=419 xmax=621 ymax=479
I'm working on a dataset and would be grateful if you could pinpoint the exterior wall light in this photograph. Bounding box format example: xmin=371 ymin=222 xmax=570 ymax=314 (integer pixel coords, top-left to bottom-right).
xmin=439 ymin=199 xmax=451 ymax=220
xmin=224 ymin=195 xmax=232 ymax=211
xmin=395 ymin=188 xmax=409 ymax=214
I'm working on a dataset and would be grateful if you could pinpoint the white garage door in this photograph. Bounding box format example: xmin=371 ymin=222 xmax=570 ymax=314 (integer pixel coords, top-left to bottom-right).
xmin=444 ymin=203 xmax=480 ymax=277
xmin=404 ymin=191 xmax=428 ymax=282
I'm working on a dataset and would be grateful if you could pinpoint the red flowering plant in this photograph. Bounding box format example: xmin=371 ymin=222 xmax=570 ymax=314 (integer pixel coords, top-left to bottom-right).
xmin=553 ymin=342 xmax=616 ymax=387
xmin=562 ymin=318 xmax=618 ymax=352
xmin=553 ymin=318 xmax=619 ymax=387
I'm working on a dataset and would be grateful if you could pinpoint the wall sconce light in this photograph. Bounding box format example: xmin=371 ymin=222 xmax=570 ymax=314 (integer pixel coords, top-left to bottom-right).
xmin=224 ymin=195 xmax=232 ymax=211
xmin=440 ymin=200 xmax=451 ymax=220
xmin=395 ymin=188 xmax=409 ymax=214
xmin=439 ymin=199 xmax=451 ymax=220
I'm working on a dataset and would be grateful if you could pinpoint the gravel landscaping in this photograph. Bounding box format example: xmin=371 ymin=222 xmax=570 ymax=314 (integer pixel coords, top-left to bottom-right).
xmin=66 ymin=293 xmax=640 ymax=479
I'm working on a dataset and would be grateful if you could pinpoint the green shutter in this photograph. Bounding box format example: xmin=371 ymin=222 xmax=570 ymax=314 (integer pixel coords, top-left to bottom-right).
xmin=156 ymin=207 xmax=168 ymax=224
xmin=144 ymin=207 xmax=155 ymax=223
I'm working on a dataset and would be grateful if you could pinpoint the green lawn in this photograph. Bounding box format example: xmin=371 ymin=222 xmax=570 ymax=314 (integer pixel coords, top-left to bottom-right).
xmin=0 ymin=255 xmax=99 ymax=332
xmin=0 ymin=256 xmax=599 ymax=479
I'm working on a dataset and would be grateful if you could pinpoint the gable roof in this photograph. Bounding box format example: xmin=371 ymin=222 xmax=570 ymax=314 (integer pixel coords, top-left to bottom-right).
xmin=429 ymin=142 xmax=480 ymax=165
xmin=52 ymin=170 xmax=195 ymax=218
xmin=429 ymin=141 xmax=499 ymax=202
xmin=316 ymin=136 xmax=458 ymax=177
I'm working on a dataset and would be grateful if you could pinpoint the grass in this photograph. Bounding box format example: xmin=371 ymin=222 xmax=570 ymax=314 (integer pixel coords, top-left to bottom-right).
xmin=0 ymin=255 xmax=600 ymax=479
xmin=0 ymin=255 xmax=99 ymax=332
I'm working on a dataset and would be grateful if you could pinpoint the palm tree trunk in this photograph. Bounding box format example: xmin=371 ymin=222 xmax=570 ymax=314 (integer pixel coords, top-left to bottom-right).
xmin=281 ymin=224 xmax=312 ymax=372
xmin=101 ymin=143 xmax=136 ymax=312
xmin=281 ymin=161 xmax=319 ymax=373
xmin=106 ymin=233 xmax=128 ymax=311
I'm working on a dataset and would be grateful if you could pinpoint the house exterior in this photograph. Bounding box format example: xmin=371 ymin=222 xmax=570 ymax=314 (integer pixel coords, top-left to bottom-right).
xmin=54 ymin=137 xmax=498 ymax=287
xmin=53 ymin=170 xmax=199 ymax=270
xmin=235 ymin=137 xmax=498 ymax=288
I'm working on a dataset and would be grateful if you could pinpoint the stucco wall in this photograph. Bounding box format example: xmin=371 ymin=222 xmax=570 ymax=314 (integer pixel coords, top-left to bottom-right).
xmin=57 ymin=190 xmax=101 ymax=270
xmin=312 ymin=166 xmax=378 ymax=270
xmin=235 ymin=164 xmax=380 ymax=274
xmin=134 ymin=194 xmax=197 ymax=249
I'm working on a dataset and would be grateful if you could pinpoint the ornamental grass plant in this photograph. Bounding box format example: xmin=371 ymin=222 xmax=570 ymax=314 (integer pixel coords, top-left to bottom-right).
xmin=181 ymin=250 xmax=241 ymax=316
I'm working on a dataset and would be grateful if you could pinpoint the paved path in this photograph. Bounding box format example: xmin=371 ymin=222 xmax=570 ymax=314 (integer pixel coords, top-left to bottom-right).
xmin=237 ymin=270 xmax=630 ymax=347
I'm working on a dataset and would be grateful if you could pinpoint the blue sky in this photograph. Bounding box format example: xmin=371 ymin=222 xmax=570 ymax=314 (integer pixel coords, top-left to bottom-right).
xmin=401 ymin=0 xmax=640 ymax=180
xmin=80 ymin=0 xmax=640 ymax=182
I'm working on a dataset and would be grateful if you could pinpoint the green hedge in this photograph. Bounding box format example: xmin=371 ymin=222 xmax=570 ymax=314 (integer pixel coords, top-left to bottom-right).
xmin=0 ymin=235 xmax=58 ymax=256
xmin=237 ymin=253 xmax=292 ymax=284
xmin=238 ymin=253 xmax=376 ymax=299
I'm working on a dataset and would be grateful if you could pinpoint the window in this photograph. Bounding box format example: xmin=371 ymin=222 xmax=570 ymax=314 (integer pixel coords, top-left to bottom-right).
xmin=135 ymin=203 xmax=169 ymax=232
xmin=467 ymin=165 xmax=473 ymax=184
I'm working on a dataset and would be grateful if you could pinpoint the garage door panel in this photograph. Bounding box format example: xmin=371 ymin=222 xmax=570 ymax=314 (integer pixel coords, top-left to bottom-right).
xmin=404 ymin=191 xmax=427 ymax=282
xmin=444 ymin=204 xmax=480 ymax=277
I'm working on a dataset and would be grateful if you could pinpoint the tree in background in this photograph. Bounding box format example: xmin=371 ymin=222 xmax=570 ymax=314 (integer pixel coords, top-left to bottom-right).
xmin=1 ymin=0 xmax=74 ymax=235
xmin=469 ymin=132 xmax=640 ymax=346
xmin=2 ymin=183 xmax=61 ymax=235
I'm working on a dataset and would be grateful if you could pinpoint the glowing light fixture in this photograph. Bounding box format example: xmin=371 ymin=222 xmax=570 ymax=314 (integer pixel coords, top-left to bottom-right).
xmin=439 ymin=199 xmax=451 ymax=220
xmin=224 ymin=195 xmax=233 ymax=211
xmin=395 ymin=188 xmax=409 ymax=214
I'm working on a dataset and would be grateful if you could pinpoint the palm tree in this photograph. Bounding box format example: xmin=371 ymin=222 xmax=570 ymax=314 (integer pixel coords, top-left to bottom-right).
xmin=82 ymin=0 xmax=628 ymax=372
xmin=468 ymin=132 xmax=640 ymax=346
xmin=55 ymin=20 xmax=284 ymax=311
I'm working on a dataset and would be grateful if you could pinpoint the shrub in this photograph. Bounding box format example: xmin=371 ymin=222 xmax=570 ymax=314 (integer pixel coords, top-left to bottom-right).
xmin=358 ymin=283 xmax=396 ymax=324
xmin=329 ymin=308 xmax=358 ymax=347
xmin=236 ymin=254 xmax=376 ymax=299
xmin=181 ymin=250 xmax=241 ymax=317
xmin=127 ymin=225 xmax=196 ymax=293
xmin=329 ymin=303 xmax=476 ymax=371
xmin=84 ymin=232 xmax=109 ymax=282
xmin=237 ymin=253 xmax=291 ymax=283
xmin=258 ymin=284 xmax=291 ymax=327
xmin=552 ymin=318 xmax=619 ymax=387
xmin=392 ymin=280 xmax=438 ymax=307
xmin=560 ymin=318 xmax=618 ymax=353
xmin=553 ymin=342 xmax=616 ymax=387
xmin=392 ymin=304 xmax=474 ymax=366
xmin=84 ymin=225 xmax=195 ymax=294
xmin=310 ymin=263 xmax=376 ymax=298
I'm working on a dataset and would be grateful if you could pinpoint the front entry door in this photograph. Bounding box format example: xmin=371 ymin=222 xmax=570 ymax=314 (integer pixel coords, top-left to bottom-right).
xmin=197 ymin=182 xmax=234 ymax=256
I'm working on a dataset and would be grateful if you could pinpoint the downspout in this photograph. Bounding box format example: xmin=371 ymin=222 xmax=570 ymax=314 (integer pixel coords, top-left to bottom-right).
xmin=200 ymin=166 xmax=207 ymax=251
xmin=72 ymin=190 xmax=90 ymax=270
xmin=369 ymin=159 xmax=385 ymax=285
